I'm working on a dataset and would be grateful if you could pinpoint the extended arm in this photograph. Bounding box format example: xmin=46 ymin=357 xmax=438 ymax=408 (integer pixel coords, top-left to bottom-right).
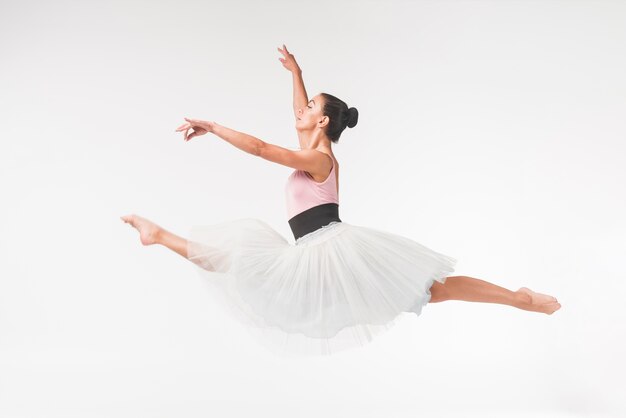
xmin=210 ymin=122 xmax=330 ymax=174
xmin=211 ymin=123 xmax=263 ymax=156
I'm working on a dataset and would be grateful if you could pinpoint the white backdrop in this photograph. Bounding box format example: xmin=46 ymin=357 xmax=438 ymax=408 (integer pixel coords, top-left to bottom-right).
xmin=1 ymin=0 xmax=624 ymax=417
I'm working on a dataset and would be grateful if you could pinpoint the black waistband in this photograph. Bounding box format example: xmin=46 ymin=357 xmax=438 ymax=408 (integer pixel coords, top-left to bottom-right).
xmin=288 ymin=203 xmax=342 ymax=241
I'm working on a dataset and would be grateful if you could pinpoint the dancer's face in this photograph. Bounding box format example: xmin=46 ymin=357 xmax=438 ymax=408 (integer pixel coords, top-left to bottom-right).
xmin=296 ymin=94 xmax=328 ymax=131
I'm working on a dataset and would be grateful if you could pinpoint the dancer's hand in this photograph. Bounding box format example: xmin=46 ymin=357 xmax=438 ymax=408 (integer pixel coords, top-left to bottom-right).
xmin=175 ymin=118 xmax=217 ymax=141
xmin=277 ymin=44 xmax=301 ymax=74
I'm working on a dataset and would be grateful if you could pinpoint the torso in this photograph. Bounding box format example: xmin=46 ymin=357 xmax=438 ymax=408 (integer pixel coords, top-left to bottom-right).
xmin=285 ymin=149 xmax=339 ymax=221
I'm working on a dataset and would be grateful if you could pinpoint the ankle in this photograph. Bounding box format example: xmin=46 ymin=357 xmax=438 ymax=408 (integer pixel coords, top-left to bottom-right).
xmin=513 ymin=290 xmax=532 ymax=308
xmin=153 ymin=227 xmax=166 ymax=245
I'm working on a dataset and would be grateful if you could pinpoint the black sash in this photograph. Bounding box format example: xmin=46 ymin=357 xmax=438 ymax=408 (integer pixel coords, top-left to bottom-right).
xmin=288 ymin=203 xmax=342 ymax=241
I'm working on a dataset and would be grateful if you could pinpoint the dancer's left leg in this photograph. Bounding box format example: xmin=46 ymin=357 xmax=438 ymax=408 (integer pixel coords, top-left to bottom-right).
xmin=156 ymin=228 xmax=188 ymax=259
xmin=120 ymin=214 xmax=188 ymax=259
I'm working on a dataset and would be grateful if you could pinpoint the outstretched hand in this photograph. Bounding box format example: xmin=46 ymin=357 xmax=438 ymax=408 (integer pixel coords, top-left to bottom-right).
xmin=277 ymin=44 xmax=300 ymax=73
xmin=175 ymin=118 xmax=217 ymax=141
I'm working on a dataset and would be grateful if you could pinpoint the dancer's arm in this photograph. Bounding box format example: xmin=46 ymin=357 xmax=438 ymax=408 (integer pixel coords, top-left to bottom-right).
xmin=277 ymin=45 xmax=308 ymax=120
xmin=211 ymin=123 xmax=330 ymax=174
xmin=258 ymin=142 xmax=332 ymax=174
xmin=176 ymin=118 xmax=331 ymax=173
xmin=176 ymin=118 xmax=261 ymax=155
xmin=211 ymin=123 xmax=263 ymax=156
xmin=291 ymin=70 xmax=308 ymax=120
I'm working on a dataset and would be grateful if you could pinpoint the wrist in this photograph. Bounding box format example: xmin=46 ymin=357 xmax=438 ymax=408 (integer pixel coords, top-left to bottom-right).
xmin=212 ymin=122 xmax=223 ymax=136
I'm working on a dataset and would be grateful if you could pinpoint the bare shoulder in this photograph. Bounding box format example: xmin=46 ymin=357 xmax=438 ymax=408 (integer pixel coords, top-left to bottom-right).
xmin=308 ymin=149 xmax=338 ymax=182
xmin=317 ymin=148 xmax=336 ymax=164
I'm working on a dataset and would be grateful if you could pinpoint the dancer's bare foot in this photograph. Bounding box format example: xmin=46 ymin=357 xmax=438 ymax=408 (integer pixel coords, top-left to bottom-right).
xmin=517 ymin=287 xmax=558 ymax=304
xmin=516 ymin=287 xmax=561 ymax=314
xmin=120 ymin=214 xmax=162 ymax=245
xmin=534 ymin=301 xmax=561 ymax=315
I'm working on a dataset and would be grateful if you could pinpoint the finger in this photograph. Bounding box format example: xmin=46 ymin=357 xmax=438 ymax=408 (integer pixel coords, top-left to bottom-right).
xmin=283 ymin=44 xmax=288 ymax=53
xmin=187 ymin=131 xmax=196 ymax=141
xmin=175 ymin=122 xmax=189 ymax=131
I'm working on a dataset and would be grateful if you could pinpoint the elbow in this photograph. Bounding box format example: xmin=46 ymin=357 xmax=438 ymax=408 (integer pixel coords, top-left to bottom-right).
xmin=253 ymin=140 xmax=265 ymax=157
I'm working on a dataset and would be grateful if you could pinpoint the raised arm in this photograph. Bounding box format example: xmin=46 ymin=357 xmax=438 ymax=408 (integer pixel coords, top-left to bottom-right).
xmin=291 ymin=70 xmax=308 ymax=119
xmin=278 ymin=45 xmax=308 ymax=120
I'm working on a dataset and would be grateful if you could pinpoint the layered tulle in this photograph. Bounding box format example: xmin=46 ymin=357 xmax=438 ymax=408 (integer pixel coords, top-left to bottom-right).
xmin=187 ymin=218 xmax=457 ymax=357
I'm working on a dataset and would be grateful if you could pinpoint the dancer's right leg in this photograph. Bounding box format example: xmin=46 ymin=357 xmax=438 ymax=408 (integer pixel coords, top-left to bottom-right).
xmin=429 ymin=275 xmax=561 ymax=315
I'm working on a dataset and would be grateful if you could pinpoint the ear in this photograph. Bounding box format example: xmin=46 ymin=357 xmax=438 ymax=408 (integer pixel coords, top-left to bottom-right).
xmin=318 ymin=115 xmax=329 ymax=128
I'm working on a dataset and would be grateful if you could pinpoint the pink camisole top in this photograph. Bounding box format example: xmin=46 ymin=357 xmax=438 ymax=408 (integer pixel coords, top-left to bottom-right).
xmin=284 ymin=154 xmax=339 ymax=220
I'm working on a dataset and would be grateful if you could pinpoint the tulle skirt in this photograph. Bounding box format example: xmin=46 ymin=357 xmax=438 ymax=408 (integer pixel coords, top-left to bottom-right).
xmin=186 ymin=218 xmax=457 ymax=357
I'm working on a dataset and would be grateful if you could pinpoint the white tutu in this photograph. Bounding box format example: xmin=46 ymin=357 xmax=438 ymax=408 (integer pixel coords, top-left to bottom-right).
xmin=187 ymin=218 xmax=457 ymax=357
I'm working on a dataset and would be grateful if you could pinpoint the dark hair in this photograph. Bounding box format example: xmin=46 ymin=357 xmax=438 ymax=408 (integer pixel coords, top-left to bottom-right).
xmin=320 ymin=92 xmax=359 ymax=143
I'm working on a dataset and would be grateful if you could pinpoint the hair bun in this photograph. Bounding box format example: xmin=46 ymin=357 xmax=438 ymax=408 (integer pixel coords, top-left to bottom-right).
xmin=346 ymin=107 xmax=359 ymax=128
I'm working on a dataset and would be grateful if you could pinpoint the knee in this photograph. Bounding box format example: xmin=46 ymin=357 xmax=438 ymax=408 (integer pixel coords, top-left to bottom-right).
xmin=428 ymin=280 xmax=448 ymax=303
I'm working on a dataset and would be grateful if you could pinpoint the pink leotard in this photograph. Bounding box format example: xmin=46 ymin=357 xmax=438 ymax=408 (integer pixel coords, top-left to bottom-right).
xmin=284 ymin=153 xmax=339 ymax=220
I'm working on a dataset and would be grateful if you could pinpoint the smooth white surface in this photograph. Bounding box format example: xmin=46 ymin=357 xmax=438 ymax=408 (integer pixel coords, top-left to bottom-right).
xmin=1 ymin=0 xmax=624 ymax=417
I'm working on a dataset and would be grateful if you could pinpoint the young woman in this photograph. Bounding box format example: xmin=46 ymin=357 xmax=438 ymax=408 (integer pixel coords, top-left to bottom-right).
xmin=121 ymin=45 xmax=560 ymax=356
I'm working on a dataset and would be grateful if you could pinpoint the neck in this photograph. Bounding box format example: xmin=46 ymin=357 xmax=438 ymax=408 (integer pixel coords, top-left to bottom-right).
xmin=298 ymin=129 xmax=331 ymax=150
